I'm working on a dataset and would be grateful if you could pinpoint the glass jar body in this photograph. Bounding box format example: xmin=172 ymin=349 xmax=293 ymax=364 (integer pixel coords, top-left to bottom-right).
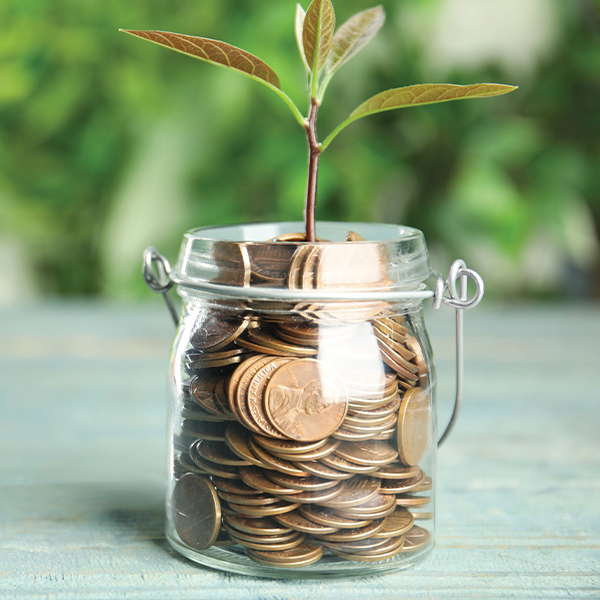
xmin=166 ymin=292 xmax=437 ymax=578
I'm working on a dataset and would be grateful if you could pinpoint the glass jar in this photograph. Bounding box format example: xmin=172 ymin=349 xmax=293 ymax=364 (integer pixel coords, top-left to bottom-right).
xmin=145 ymin=221 xmax=482 ymax=579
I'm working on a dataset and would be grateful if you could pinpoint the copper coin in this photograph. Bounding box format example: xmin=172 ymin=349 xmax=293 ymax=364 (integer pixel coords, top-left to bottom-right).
xmin=334 ymin=440 xmax=398 ymax=466
xmin=227 ymin=530 xmax=306 ymax=552
xmin=190 ymin=311 xmax=249 ymax=351
xmin=264 ymin=359 xmax=348 ymax=442
xmin=176 ymin=452 xmax=208 ymax=475
xmin=339 ymin=534 xmax=405 ymax=556
xmin=331 ymin=428 xmax=385 ymax=442
xmin=278 ymin=484 xmax=344 ymax=505
xmin=318 ymin=476 xmax=380 ymax=509
xmin=373 ymin=328 xmax=416 ymax=361
xmin=212 ymin=476 xmax=262 ymax=496
xmin=396 ymin=495 xmax=431 ymax=508
xmin=196 ymin=440 xmax=252 ymax=467
xmin=372 ymin=462 xmax=420 ymax=480
xmin=398 ymin=525 xmax=431 ymax=553
xmin=322 ymin=536 xmax=389 ymax=552
xmin=246 ymin=541 xmax=323 ymax=564
xmin=377 ymin=316 xmax=409 ymax=336
xmin=373 ymin=506 xmax=414 ymax=538
xmin=330 ymin=536 xmax=405 ymax=561
xmin=320 ymin=453 xmax=379 ymax=474
xmin=213 ymin=530 xmax=236 ymax=546
xmin=214 ymin=377 xmax=235 ymax=418
xmin=190 ymin=378 xmax=221 ymax=415
xmin=313 ymin=518 xmax=385 ymax=542
xmin=181 ymin=407 xmax=228 ymax=423
xmin=379 ymin=470 xmax=424 ymax=494
xmin=287 ymin=246 xmax=313 ymax=289
xmin=300 ymin=247 xmax=321 ymax=289
xmin=225 ymin=500 xmax=300 ymax=518
xmin=269 ymin=232 xmax=306 ymax=242
xmin=171 ymin=474 xmax=221 ymax=550
xmin=224 ymin=423 xmax=269 ymax=468
xmin=181 ymin=420 xmax=227 ymax=441
xmin=247 ymin=243 xmax=296 ymax=282
xmin=397 ymin=387 xmax=429 ymax=466
xmin=217 ymin=490 xmax=281 ymax=506
xmin=405 ymin=335 xmax=429 ymax=385
xmin=246 ymin=547 xmax=324 ymax=568
xmin=414 ymin=476 xmax=432 ymax=492
xmin=239 ymin=466 xmax=303 ymax=497
xmin=186 ymin=355 xmax=245 ymax=369
xmin=227 ymin=354 xmax=267 ymax=417
xmin=234 ymin=356 xmax=274 ymax=434
xmin=343 ymin=411 xmax=398 ymax=428
xmin=246 ymin=328 xmax=318 ymax=357
xmin=235 ymin=336 xmax=296 ymax=357
xmin=224 ymin=515 xmax=293 ymax=536
xmin=333 ymin=493 xmax=396 ymax=518
xmin=222 ymin=523 xmax=301 ymax=545
xmin=298 ymin=505 xmax=372 ymax=529
xmin=380 ymin=348 xmax=419 ymax=383
xmin=265 ymin=471 xmax=340 ymax=492
xmin=272 ymin=438 xmax=340 ymax=462
xmin=379 ymin=343 xmax=419 ymax=375
xmin=291 ymin=460 xmax=353 ymax=481
xmin=186 ymin=348 xmax=247 ymax=362
xmin=252 ymin=433 xmax=328 ymax=456
xmin=211 ymin=241 xmax=251 ymax=287
xmin=347 ymin=396 xmax=400 ymax=419
xmin=190 ymin=444 xmax=240 ymax=480
xmin=247 ymin=438 xmax=308 ymax=477
xmin=273 ymin=511 xmax=340 ymax=535
xmin=345 ymin=230 xmax=366 ymax=242
xmin=339 ymin=414 xmax=397 ymax=434
xmin=411 ymin=511 xmax=433 ymax=520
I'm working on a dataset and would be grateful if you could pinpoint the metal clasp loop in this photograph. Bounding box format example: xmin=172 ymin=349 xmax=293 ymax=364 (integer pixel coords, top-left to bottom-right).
xmin=435 ymin=260 xmax=484 ymax=448
xmin=143 ymin=247 xmax=179 ymax=326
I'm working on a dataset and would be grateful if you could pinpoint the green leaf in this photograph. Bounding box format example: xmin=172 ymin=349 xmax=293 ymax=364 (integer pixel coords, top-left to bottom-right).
xmin=295 ymin=4 xmax=310 ymax=72
xmin=120 ymin=29 xmax=306 ymax=125
xmin=322 ymin=83 xmax=518 ymax=149
xmin=325 ymin=6 xmax=385 ymax=76
xmin=302 ymin=0 xmax=335 ymax=96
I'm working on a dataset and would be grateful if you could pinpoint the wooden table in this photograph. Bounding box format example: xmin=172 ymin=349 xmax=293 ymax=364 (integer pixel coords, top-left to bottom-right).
xmin=1 ymin=302 xmax=598 ymax=598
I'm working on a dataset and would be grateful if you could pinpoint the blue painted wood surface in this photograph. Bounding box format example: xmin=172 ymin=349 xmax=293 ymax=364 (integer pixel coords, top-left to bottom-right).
xmin=0 ymin=302 xmax=599 ymax=598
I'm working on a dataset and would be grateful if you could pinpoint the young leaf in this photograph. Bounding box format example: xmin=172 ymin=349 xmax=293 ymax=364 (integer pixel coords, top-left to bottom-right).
xmin=303 ymin=0 xmax=336 ymax=96
xmin=295 ymin=4 xmax=310 ymax=72
xmin=120 ymin=30 xmax=306 ymax=125
xmin=321 ymin=83 xmax=518 ymax=149
xmin=325 ymin=6 xmax=385 ymax=76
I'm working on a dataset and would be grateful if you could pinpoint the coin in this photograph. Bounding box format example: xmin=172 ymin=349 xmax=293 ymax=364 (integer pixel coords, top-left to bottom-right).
xmin=345 ymin=230 xmax=365 ymax=242
xmin=330 ymin=536 xmax=405 ymax=561
xmin=379 ymin=470 xmax=425 ymax=494
xmin=246 ymin=327 xmax=318 ymax=357
xmin=373 ymin=328 xmax=416 ymax=361
xmin=334 ymin=440 xmax=398 ymax=466
xmin=278 ymin=484 xmax=344 ymax=505
xmin=181 ymin=419 xmax=227 ymax=440
xmin=181 ymin=406 xmax=228 ymax=423
xmin=225 ymin=500 xmax=300 ymax=518
xmin=247 ymin=438 xmax=308 ymax=477
xmin=246 ymin=544 xmax=324 ymax=568
xmin=222 ymin=523 xmax=301 ymax=545
xmin=247 ymin=243 xmax=296 ymax=283
xmin=213 ymin=530 xmax=236 ymax=546
xmin=298 ymin=505 xmax=372 ymax=529
xmin=320 ymin=453 xmax=379 ymax=474
xmin=338 ymin=414 xmax=397 ymax=434
xmin=317 ymin=476 xmax=380 ymax=509
xmin=196 ymin=439 xmax=252 ymax=467
xmin=333 ymin=493 xmax=396 ymax=519
xmin=343 ymin=411 xmax=398 ymax=428
xmin=227 ymin=529 xmax=306 ymax=552
xmin=176 ymin=452 xmax=208 ymax=475
xmin=273 ymin=511 xmax=340 ymax=535
xmin=287 ymin=246 xmax=313 ymax=289
xmin=217 ymin=490 xmax=281 ymax=506
xmin=227 ymin=354 xmax=267 ymax=418
xmin=411 ymin=511 xmax=433 ymax=520
xmin=313 ymin=518 xmax=385 ymax=542
xmin=372 ymin=462 xmax=420 ymax=480
xmin=405 ymin=335 xmax=429 ymax=386
xmin=265 ymin=471 xmax=340 ymax=492
xmin=246 ymin=541 xmax=323 ymax=563
xmin=233 ymin=356 xmax=275 ymax=433
xmin=321 ymin=536 xmax=389 ymax=552
xmin=212 ymin=476 xmax=261 ymax=496
xmin=397 ymin=525 xmax=431 ymax=553
xmin=372 ymin=506 xmax=414 ymax=538
xmin=190 ymin=311 xmax=249 ymax=351
xmin=252 ymin=434 xmax=328 ymax=456
xmin=397 ymin=387 xmax=429 ymax=466
xmin=185 ymin=354 xmax=245 ymax=370
xmin=331 ymin=427 xmax=387 ymax=442
xmin=224 ymin=515 xmax=293 ymax=536
xmin=190 ymin=444 xmax=240 ymax=480
xmin=291 ymin=460 xmax=353 ymax=481
xmin=264 ymin=359 xmax=348 ymax=442
xmin=380 ymin=348 xmax=420 ymax=383
xmin=396 ymin=495 xmax=431 ymax=507
xmin=239 ymin=466 xmax=303 ymax=497
xmin=224 ymin=423 xmax=270 ymax=468
xmin=414 ymin=476 xmax=432 ymax=492
xmin=171 ymin=474 xmax=221 ymax=550
xmin=271 ymin=438 xmax=340 ymax=462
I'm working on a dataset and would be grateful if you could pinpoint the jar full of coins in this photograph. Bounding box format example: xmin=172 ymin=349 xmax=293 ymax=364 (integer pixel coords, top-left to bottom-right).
xmin=144 ymin=221 xmax=483 ymax=579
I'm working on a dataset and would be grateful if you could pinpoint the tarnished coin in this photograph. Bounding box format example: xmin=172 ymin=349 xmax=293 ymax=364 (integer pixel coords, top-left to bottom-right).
xmin=331 ymin=427 xmax=386 ymax=442
xmin=396 ymin=494 xmax=431 ymax=507
xmin=320 ymin=453 xmax=379 ymax=474
xmin=405 ymin=335 xmax=429 ymax=386
xmin=273 ymin=511 xmax=340 ymax=535
xmin=190 ymin=311 xmax=249 ymax=351
xmin=222 ymin=523 xmax=301 ymax=545
xmin=224 ymin=515 xmax=293 ymax=536
xmin=212 ymin=476 xmax=262 ymax=496
xmin=246 ymin=541 xmax=324 ymax=564
xmin=333 ymin=493 xmax=396 ymax=519
xmin=265 ymin=471 xmax=340 ymax=492
xmin=397 ymin=525 xmax=431 ymax=553
xmin=226 ymin=500 xmax=300 ymax=518
xmin=264 ymin=359 xmax=348 ymax=442
xmin=228 ymin=529 xmax=306 ymax=552
xmin=246 ymin=243 xmax=296 ymax=283
xmin=330 ymin=536 xmax=405 ymax=561
xmin=171 ymin=474 xmax=221 ymax=550
xmin=379 ymin=470 xmax=425 ymax=494
xmin=411 ymin=511 xmax=433 ymax=521
xmin=272 ymin=438 xmax=340 ymax=462
xmin=397 ymin=387 xmax=429 ymax=466
xmin=313 ymin=518 xmax=385 ymax=542
xmin=291 ymin=460 xmax=353 ymax=481
xmin=299 ymin=505 xmax=372 ymax=529
xmin=181 ymin=419 xmax=227 ymax=440
xmin=278 ymin=484 xmax=344 ymax=505
xmin=246 ymin=327 xmax=318 ymax=357
xmin=224 ymin=423 xmax=270 ymax=468
xmin=317 ymin=476 xmax=380 ymax=509
xmin=217 ymin=491 xmax=281 ymax=506
xmin=372 ymin=462 xmax=421 ymax=480
xmin=176 ymin=452 xmax=208 ymax=475
xmin=252 ymin=434 xmax=328 ymax=456
xmin=185 ymin=354 xmax=245 ymax=370
xmin=372 ymin=506 xmax=414 ymax=538
xmin=334 ymin=440 xmax=398 ymax=466
xmin=248 ymin=438 xmax=308 ymax=477
xmin=239 ymin=466 xmax=303 ymax=497
xmin=196 ymin=440 xmax=252 ymax=467
xmin=190 ymin=444 xmax=240 ymax=480
xmin=181 ymin=407 xmax=228 ymax=423
xmin=414 ymin=476 xmax=432 ymax=492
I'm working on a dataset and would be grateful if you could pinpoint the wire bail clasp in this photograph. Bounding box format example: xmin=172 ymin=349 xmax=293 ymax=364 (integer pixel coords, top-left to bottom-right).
xmin=143 ymin=247 xmax=179 ymax=326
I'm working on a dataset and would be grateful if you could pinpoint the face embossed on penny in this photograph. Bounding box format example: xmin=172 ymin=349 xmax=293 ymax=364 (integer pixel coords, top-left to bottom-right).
xmin=264 ymin=359 xmax=348 ymax=442
xmin=171 ymin=473 xmax=221 ymax=550
xmin=397 ymin=387 xmax=430 ymax=466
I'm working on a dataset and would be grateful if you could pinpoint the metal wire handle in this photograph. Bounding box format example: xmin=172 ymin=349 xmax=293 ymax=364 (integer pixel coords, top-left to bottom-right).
xmin=143 ymin=247 xmax=179 ymax=326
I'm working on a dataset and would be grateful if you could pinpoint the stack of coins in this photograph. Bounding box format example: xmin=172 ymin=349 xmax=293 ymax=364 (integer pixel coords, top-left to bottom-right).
xmin=171 ymin=233 xmax=433 ymax=568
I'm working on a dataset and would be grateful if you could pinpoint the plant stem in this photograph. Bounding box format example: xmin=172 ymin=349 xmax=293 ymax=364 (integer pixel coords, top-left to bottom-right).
xmin=304 ymin=97 xmax=321 ymax=242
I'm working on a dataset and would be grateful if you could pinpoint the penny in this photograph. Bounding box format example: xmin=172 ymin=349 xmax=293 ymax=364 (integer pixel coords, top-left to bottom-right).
xmin=190 ymin=378 xmax=222 ymax=415
xmin=379 ymin=470 xmax=425 ymax=494
xmin=330 ymin=536 xmax=405 ymax=561
xmin=234 ymin=356 xmax=275 ymax=435
xmin=222 ymin=523 xmax=301 ymax=545
xmin=227 ymin=529 xmax=306 ymax=552
xmin=190 ymin=311 xmax=249 ymax=351
xmin=217 ymin=491 xmax=281 ymax=506
xmin=190 ymin=445 xmax=240 ymax=480
xmin=377 ymin=316 xmax=409 ymax=337
xmin=380 ymin=348 xmax=420 ymax=383
xmin=331 ymin=428 xmax=386 ymax=442
xmin=397 ymin=525 xmax=431 ymax=553
xmin=186 ymin=348 xmax=247 ymax=362
xmin=247 ymin=243 xmax=296 ymax=282
xmin=334 ymin=441 xmax=398 ymax=466
xmin=300 ymin=246 xmax=321 ymax=289
xmin=397 ymin=387 xmax=429 ymax=466
xmin=196 ymin=440 xmax=252 ymax=467
xmin=214 ymin=377 xmax=235 ymax=418
xmin=212 ymin=476 xmax=261 ymax=496
xmin=227 ymin=354 xmax=267 ymax=418
xmin=224 ymin=423 xmax=270 ymax=468
xmin=264 ymin=359 xmax=348 ymax=442
xmin=292 ymin=460 xmax=353 ymax=481
xmin=372 ymin=462 xmax=421 ymax=480
xmin=299 ymin=505 xmax=372 ymax=529
xmin=265 ymin=471 xmax=340 ymax=492
xmin=173 ymin=431 xmax=198 ymax=452
xmin=239 ymin=466 xmax=303 ymax=497
xmin=245 ymin=547 xmax=324 ymax=568
xmin=339 ymin=414 xmax=397 ymax=433
xmin=333 ymin=493 xmax=396 ymax=519
xmin=186 ymin=355 xmax=245 ymax=370
xmin=278 ymin=484 xmax=344 ymax=504
xmin=171 ymin=474 xmax=221 ymax=550
xmin=213 ymin=530 xmax=236 ymax=546
xmin=372 ymin=506 xmax=415 ymax=538
xmin=269 ymin=232 xmax=307 ymax=242
xmin=211 ymin=241 xmax=251 ymax=287
xmin=176 ymin=452 xmax=208 ymax=475
xmin=224 ymin=515 xmax=293 ymax=536
xmin=373 ymin=328 xmax=416 ymax=361
xmin=317 ymin=476 xmax=380 ymax=509
xmin=344 ymin=412 xmax=398 ymax=428
xmin=252 ymin=434 xmax=328 ymax=456
xmin=246 ymin=541 xmax=323 ymax=563
xmin=414 ymin=476 xmax=432 ymax=492
xmin=345 ymin=230 xmax=366 ymax=242
xmin=343 ymin=534 xmax=405 ymax=556
xmin=181 ymin=420 xmax=227 ymax=440
xmin=271 ymin=438 xmax=340 ymax=462
xmin=248 ymin=438 xmax=308 ymax=477
xmin=225 ymin=500 xmax=300 ymax=518
xmin=235 ymin=336 xmax=297 ymax=357
xmin=411 ymin=511 xmax=433 ymax=520
xmin=246 ymin=327 xmax=318 ymax=357
xmin=405 ymin=335 xmax=429 ymax=386
xmin=396 ymin=495 xmax=431 ymax=507
xmin=287 ymin=246 xmax=313 ymax=289
xmin=322 ymin=536 xmax=389 ymax=553
xmin=320 ymin=453 xmax=379 ymax=474
xmin=313 ymin=518 xmax=385 ymax=542
xmin=273 ymin=511 xmax=340 ymax=535
xmin=181 ymin=407 xmax=228 ymax=423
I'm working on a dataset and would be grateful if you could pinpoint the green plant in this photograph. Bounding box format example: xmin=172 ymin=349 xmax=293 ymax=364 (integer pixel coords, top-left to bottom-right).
xmin=123 ymin=2 xmax=515 ymax=241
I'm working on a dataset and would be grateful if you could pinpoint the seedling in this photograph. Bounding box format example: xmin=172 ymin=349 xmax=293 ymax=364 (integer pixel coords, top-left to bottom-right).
xmin=122 ymin=1 xmax=516 ymax=241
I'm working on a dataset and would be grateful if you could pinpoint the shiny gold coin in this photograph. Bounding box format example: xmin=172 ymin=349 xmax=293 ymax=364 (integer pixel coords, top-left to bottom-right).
xmin=411 ymin=511 xmax=433 ymax=520
xmin=334 ymin=440 xmax=398 ymax=466
xmin=317 ymin=476 xmax=380 ymax=509
xmin=397 ymin=387 xmax=429 ymax=466
xmin=372 ymin=462 xmax=420 ymax=480
xmin=396 ymin=495 xmax=431 ymax=507
xmin=248 ymin=438 xmax=308 ymax=477
xmin=333 ymin=493 xmax=396 ymax=519
xmin=252 ymin=433 xmax=328 ymax=455
xmin=330 ymin=536 xmax=405 ymax=561
xmin=320 ymin=453 xmax=379 ymax=474
xmin=212 ymin=476 xmax=261 ymax=496
xmin=224 ymin=515 xmax=293 ymax=536
xmin=246 ymin=328 xmax=318 ymax=357
xmin=245 ymin=547 xmax=324 ymax=568
xmin=226 ymin=500 xmax=301 ymax=518
xmin=299 ymin=505 xmax=372 ymax=530
xmin=273 ymin=511 xmax=340 ymax=535
xmin=239 ymin=466 xmax=303 ymax=497
xmin=291 ymin=460 xmax=353 ymax=481
xmin=226 ymin=354 xmax=267 ymax=418
xmin=224 ymin=423 xmax=269 ymax=468
xmin=228 ymin=529 xmax=306 ymax=552
xmin=196 ymin=440 xmax=252 ymax=467
xmin=265 ymin=471 xmax=340 ymax=492
xmin=171 ymin=474 xmax=221 ymax=550
xmin=246 ymin=541 xmax=323 ymax=564
xmin=379 ymin=470 xmax=425 ymax=494
xmin=279 ymin=483 xmax=344 ymax=505
xmin=372 ymin=506 xmax=415 ymax=538
xmin=265 ymin=358 xmax=349 ymax=442
xmin=222 ymin=523 xmax=302 ymax=545
xmin=271 ymin=438 xmax=340 ymax=462
xmin=313 ymin=518 xmax=385 ymax=542
xmin=398 ymin=525 xmax=431 ymax=553
xmin=217 ymin=491 xmax=281 ymax=506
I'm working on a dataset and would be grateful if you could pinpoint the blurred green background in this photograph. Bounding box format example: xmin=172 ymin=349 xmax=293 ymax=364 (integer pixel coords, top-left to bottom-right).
xmin=1 ymin=0 xmax=599 ymax=304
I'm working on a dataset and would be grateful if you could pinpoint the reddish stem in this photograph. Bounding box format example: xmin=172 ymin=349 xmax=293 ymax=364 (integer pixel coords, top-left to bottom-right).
xmin=304 ymin=97 xmax=321 ymax=242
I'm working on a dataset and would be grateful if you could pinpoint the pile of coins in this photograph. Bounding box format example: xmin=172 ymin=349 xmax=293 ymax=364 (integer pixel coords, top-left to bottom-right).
xmin=171 ymin=234 xmax=433 ymax=569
